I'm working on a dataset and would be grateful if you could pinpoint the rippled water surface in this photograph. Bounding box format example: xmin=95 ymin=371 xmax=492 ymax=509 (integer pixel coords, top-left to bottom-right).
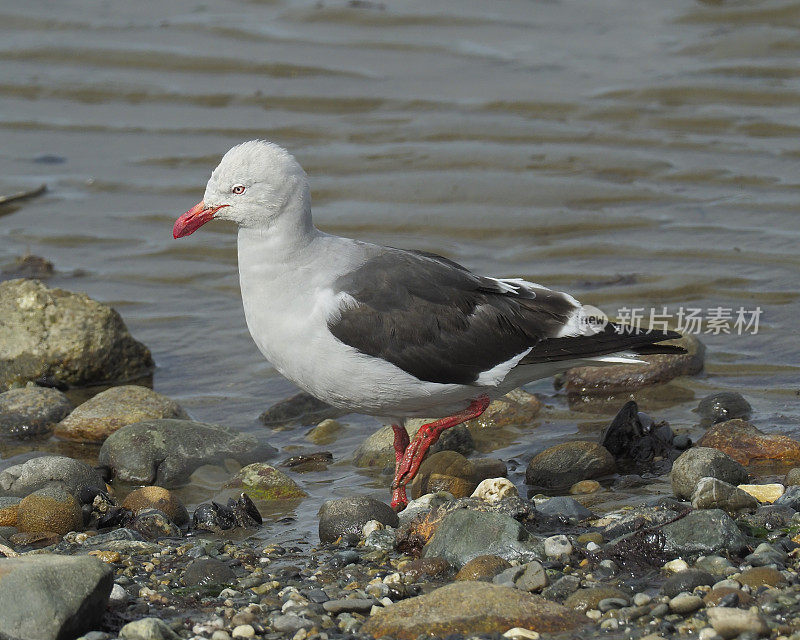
xmin=1 ymin=0 xmax=799 ymax=536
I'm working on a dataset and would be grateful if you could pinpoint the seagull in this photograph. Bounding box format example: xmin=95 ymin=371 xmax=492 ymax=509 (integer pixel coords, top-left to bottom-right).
xmin=173 ymin=140 xmax=683 ymax=510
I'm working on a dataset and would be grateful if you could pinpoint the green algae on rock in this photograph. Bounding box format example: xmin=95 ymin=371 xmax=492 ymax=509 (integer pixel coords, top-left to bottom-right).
xmin=223 ymin=462 xmax=307 ymax=501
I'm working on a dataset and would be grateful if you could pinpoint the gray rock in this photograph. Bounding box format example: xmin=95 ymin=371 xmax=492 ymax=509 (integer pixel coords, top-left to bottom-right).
xmin=119 ymin=618 xmax=180 ymax=640
xmin=0 ymin=555 xmax=113 ymax=640
xmin=515 ymin=560 xmax=548 ymax=592
xmin=130 ymin=508 xmax=181 ymax=540
xmin=322 ymin=598 xmax=376 ymax=614
xmin=81 ymin=528 xmax=144 ymax=548
xmin=0 ymin=278 xmax=153 ymax=391
xmin=97 ymin=419 xmax=276 ymax=487
xmin=0 ymin=385 xmax=71 ymax=437
xmin=661 ymin=569 xmax=715 ymax=597
xmin=697 ymin=392 xmax=752 ymax=425
xmin=707 ymin=607 xmax=769 ymax=639
xmin=738 ymin=504 xmax=796 ymax=532
xmin=691 ymin=477 xmax=759 ymax=512
xmin=661 ymin=509 xmax=747 ymax=556
xmin=774 ymin=484 xmax=800 ymax=510
xmin=602 ymin=506 xmax=680 ymax=540
xmin=0 ymin=455 xmax=104 ymax=498
xmin=183 ymin=558 xmax=237 ymax=587
xmin=492 ymin=565 xmax=526 ymax=588
xmin=108 ymin=583 xmax=129 ymax=608
xmin=318 ymin=496 xmax=398 ymax=544
xmin=423 ymin=509 xmax=542 ymax=568
xmin=365 ymin=528 xmax=397 ymax=550
xmin=270 ymin=614 xmax=312 ymax=634
xmin=0 ymin=451 xmax=54 ymax=473
xmin=536 ymin=496 xmax=593 ymax=521
xmin=785 ymin=467 xmax=800 ymax=486
xmin=525 ymin=441 xmax=615 ymax=489
xmin=671 ymin=447 xmax=749 ymax=500
xmin=541 ymin=574 xmax=581 ymax=602
xmin=668 ymin=593 xmax=704 ymax=614
xmin=694 ymin=555 xmax=734 ymax=574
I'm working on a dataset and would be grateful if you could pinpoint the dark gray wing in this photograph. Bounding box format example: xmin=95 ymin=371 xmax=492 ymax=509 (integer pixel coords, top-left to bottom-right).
xmin=327 ymin=248 xmax=577 ymax=385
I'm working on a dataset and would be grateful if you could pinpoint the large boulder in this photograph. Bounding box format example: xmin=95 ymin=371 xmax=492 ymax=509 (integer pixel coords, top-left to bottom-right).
xmin=0 ymin=279 xmax=153 ymax=391
xmin=0 ymin=555 xmax=113 ymax=640
xmin=361 ymin=581 xmax=588 ymax=639
xmin=98 ymin=419 xmax=276 ymax=487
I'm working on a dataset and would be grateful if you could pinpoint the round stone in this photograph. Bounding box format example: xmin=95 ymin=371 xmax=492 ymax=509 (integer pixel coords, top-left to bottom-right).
xmin=454 ymin=555 xmax=512 ymax=581
xmin=17 ymin=484 xmax=82 ymax=535
xmin=122 ymin=486 xmax=189 ymax=526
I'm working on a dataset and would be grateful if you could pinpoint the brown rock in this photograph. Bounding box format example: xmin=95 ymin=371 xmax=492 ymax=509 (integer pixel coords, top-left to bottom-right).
xmin=455 ymin=555 xmax=513 ymax=581
xmin=737 ymin=567 xmax=787 ymax=588
xmin=564 ymin=586 xmax=630 ymax=611
xmin=122 ymin=486 xmax=189 ymax=526
xmin=0 ymin=497 xmax=20 ymax=526
xmin=55 ymin=385 xmax=188 ymax=443
xmin=88 ymin=550 xmax=123 ymax=563
xmin=569 ymin=480 xmax=601 ymax=495
xmin=361 ymin=581 xmax=589 ymax=640
xmin=703 ymin=587 xmax=754 ymax=607
xmin=402 ymin=557 xmax=451 ymax=581
xmin=410 ymin=451 xmax=477 ymax=500
xmin=525 ymin=441 xmax=615 ymax=489
xmin=564 ymin=334 xmax=704 ymax=396
xmin=16 ymin=485 xmax=82 ymax=535
xmin=8 ymin=531 xmax=61 ymax=548
xmin=698 ymin=419 xmax=800 ymax=466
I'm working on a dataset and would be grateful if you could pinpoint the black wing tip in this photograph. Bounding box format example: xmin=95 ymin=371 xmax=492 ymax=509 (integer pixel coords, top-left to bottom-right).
xmin=627 ymin=328 xmax=686 ymax=356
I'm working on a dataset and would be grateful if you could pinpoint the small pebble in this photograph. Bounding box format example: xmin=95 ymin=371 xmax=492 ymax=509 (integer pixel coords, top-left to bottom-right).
xmin=543 ymin=534 xmax=572 ymax=560
xmin=231 ymin=625 xmax=255 ymax=638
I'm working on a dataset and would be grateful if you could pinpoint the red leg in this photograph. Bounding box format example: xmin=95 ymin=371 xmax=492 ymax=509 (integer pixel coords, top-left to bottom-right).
xmin=390 ymin=395 xmax=490 ymax=511
xmin=390 ymin=424 xmax=410 ymax=509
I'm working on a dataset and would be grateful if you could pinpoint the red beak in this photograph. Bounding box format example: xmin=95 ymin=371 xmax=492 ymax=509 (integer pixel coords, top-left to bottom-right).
xmin=173 ymin=201 xmax=228 ymax=238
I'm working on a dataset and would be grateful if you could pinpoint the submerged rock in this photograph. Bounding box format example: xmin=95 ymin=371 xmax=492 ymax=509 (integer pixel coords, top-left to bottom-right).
xmin=536 ymin=496 xmax=593 ymax=521
xmin=55 ymin=385 xmax=188 ymax=443
xmin=361 ymin=581 xmax=589 ymax=639
xmin=183 ymin=558 xmax=237 ymax=588
xmin=0 ymin=555 xmax=113 ymax=640
xmin=525 ymin=441 xmax=615 ymax=489
xmin=259 ymin=391 xmax=345 ymax=427
xmin=223 ymin=462 xmax=307 ymax=500
xmin=0 ymin=455 xmax=105 ymax=498
xmin=697 ymin=392 xmax=752 ymax=425
xmin=698 ymin=419 xmax=800 ymax=466
xmin=353 ymin=390 xmax=540 ymax=469
xmin=318 ymin=496 xmax=398 ymax=544
xmin=0 ymin=384 xmax=72 ymax=438
xmin=352 ymin=423 xmax=473 ymax=469
xmin=454 ymin=554 xmax=512 ymax=581
xmin=97 ymin=419 xmax=275 ymax=487
xmin=0 ymin=278 xmax=153 ymax=391
xmin=670 ymin=447 xmax=749 ymax=500
xmin=563 ymin=334 xmax=704 ymax=397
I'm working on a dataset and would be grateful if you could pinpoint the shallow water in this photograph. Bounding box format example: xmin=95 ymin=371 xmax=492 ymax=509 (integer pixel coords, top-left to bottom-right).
xmin=1 ymin=0 xmax=799 ymax=539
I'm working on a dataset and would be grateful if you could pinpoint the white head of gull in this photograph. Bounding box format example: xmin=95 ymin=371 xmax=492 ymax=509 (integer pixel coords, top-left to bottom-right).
xmin=174 ymin=139 xmax=683 ymax=510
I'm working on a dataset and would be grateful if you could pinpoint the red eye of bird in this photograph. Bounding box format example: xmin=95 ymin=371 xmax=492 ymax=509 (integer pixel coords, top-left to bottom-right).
xmin=232 ymin=184 xmax=246 ymax=195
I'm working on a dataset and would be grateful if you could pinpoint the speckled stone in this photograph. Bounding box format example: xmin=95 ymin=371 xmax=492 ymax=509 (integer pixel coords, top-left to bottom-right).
xmin=16 ymin=484 xmax=82 ymax=535
xmin=454 ymin=554 xmax=512 ymax=581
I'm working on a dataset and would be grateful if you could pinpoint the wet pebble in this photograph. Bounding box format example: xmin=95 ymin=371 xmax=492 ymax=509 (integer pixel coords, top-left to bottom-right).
xmin=697 ymin=392 xmax=752 ymax=424
xmin=0 ymin=385 xmax=72 ymax=438
xmin=318 ymin=495 xmax=398 ymax=544
xmin=525 ymin=441 xmax=615 ymax=489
